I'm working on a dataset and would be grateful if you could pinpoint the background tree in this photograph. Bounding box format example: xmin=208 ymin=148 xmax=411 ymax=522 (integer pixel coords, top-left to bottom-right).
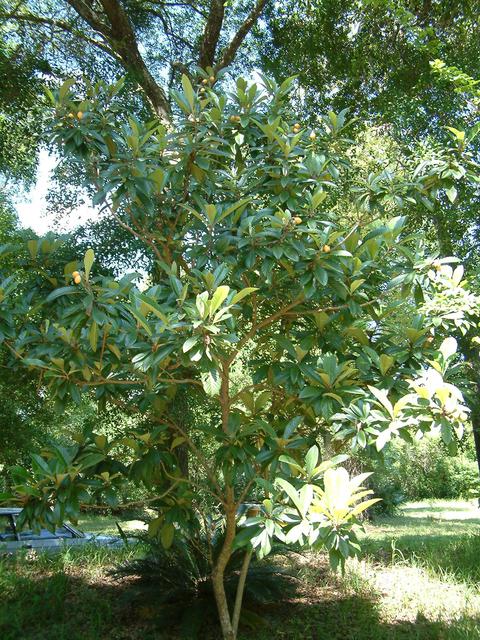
xmin=0 ymin=0 xmax=269 ymax=119
xmin=263 ymin=0 xmax=480 ymax=132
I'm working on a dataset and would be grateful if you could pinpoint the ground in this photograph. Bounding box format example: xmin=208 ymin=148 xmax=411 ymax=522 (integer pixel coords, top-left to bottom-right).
xmin=1 ymin=500 xmax=479 ymax=640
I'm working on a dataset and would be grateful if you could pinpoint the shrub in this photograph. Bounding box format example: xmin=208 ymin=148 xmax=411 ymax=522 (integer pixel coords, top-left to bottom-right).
xmin=112 ymin=530 xmax=299 ymax=638
xmin=371 ymin=434 xmax=478 ymax=504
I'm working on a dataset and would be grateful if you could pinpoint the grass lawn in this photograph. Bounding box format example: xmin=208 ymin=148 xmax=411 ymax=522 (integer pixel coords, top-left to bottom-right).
xmin=1 ymin=500 xmax=479 ymax=640
xmin=77 ymin=512 xmax=148 ymax=536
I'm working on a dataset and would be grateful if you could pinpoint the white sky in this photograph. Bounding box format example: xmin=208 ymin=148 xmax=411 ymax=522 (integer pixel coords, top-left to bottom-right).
xmin=15 ymin=149 xmax=97 ymax=234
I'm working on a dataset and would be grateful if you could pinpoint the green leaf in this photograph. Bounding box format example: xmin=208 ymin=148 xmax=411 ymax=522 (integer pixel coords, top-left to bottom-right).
xmin=445 ymin=185 xmax=457 ymax=204
xmin=216 ymin=198 xmax=251 ymax=223
xmin=183 ymin=336 xmax=199 ymax=353
xmin=278 ymin=455 xmax=304 ymax=474
xmin=59 ymin=78 xmax=76 ymax=101
xmin=89 ymin=321 xmax=98 ymax=352
xmin=201 ymin=369 xmax=221 ymax=396
xmin=130 ymin=306 xmax=153 ymax=336
xmin=350 ymin=498 xmax=382 ymax=516
xmin=46 ymin=286 xmax=77 ymax=302
xmin=446 ymin=126 xmax=465 ymax=142
xmin=231 ymin=287 xmax=257 ymax=305
xmin=379 ymin=354 xmax=395 ymax=375
xmin=305 ymin=446 xmax=319 ymax=476
xmin=84 ymin=249 xmax=95 ymax=281
xmin=181 ymin=74 xmax=195 ymax=110
xmin=439 ymin=337 xmax=457 ymax=360
xmin=275 ymin=478 xmax=302 ymax=514
xmin=107 ymin=343 xmax=122 ymax=360
xmin=210 ymin=285 xmax=230 ymax=316
xmin=78 ymin=453 xmax=106 ymax=469
xmin=160 ymin=523 xmax=175 ymax=549
xmin=23 ymin=358 xmax=51 ymax=369
xmin=148 ymin=517 xmax=163 ymax=537
xmin=27 ymin=240 xmax=38 ymax=258
xmin=314 ymin=312 xmax=330 ymax=330
xmin=150 ymin=168 xmax=166 ymax=191
xmin=368 ymin=385 xmax=394 ymax=418
xmin=375 ymin=429 xmax=391 ymax=451
xmin=232 ymin=525 xmax=260 ymax=550
xmin=350 ymin=279 xmax=365 ymax=294
xmin=136 ymin=293 xmax=168 ymax=323
xmin=298 ymin=484 xmax=313 ymax=516
xmin=283 ymin=416 xmax=302 ymax=438
xmin=311 ymin=189 xmax=327 ymax=208
xmin=202 ymin=204 xmax=216 ymax=225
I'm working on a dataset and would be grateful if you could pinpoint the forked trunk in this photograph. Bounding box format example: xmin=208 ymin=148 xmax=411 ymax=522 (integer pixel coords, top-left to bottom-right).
xmin=211 ymin=498 xmax=240 ymax=639
xmin=212 ymin=567 xmax=235 ymax=640
xmin=211 ymin=544 xmax=253 ymax=640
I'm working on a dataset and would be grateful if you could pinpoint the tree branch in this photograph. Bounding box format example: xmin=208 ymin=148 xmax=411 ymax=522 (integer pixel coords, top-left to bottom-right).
xmin=198 ymin=0 xmax=225 ymax=70
xmin=232 ymin=547 xmax=253 ymax=636
xmin=163 ymin=417 xmax=225 ymax=500
xmin=226 ymin=295 xmax=305 ymax=366
xmin=0 ymin=11 xmax=116 ymax=57
xmin=80 ymin=482 xmax=181 ymax=510
xmin=65 ymin=0 xmax=171 ymax=119
xmin=214 ymin=0 xmax=268 ymax=72
xmin=64 ymin=0 xmax=112 ymax=37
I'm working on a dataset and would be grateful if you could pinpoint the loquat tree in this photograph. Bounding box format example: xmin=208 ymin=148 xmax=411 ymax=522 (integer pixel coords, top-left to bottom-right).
xmin=0 ymin=74 xmax=478 ymax=639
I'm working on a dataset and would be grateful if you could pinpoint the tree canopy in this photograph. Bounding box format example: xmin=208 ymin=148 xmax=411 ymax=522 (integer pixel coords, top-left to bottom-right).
xmin=1 ymin=74 xmax=478 ymax=639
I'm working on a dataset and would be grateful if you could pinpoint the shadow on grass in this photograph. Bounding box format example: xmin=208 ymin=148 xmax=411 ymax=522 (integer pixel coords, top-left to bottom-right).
xmin=363 ymin=515 xmax=480 ymax=585
xmin=372 ymin=515 xmax=480 ymax=531
xmin=0 ymin=569 xmax=153 ymax=640
xmin=402 ymin=504 xmax=479 ymax=515
xmin=1 ymin=561 xmax=479 ymax=640
xmin=241 ymin=594 xmax=480 ymax=640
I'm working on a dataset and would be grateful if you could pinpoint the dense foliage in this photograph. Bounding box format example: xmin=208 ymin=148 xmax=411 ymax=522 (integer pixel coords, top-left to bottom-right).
xmin=371 ymin=434 xmax=479 ymax=510
xmin=1 ymin=71 xmax=479 ymax=638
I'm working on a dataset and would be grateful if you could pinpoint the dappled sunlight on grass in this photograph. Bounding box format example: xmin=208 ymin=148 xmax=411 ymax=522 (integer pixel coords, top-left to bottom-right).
xmin=360 ymin=499 xmax=480 ymax=587
xmin=77 ymin=514 xmax=148 ymax=536
xmin=402 ymin=499 xmax=480 ymax=520
xmin=1 ymin=501 xmax=479 ymax=639
xmin=242 ymin=500 xmax=480 ymax=639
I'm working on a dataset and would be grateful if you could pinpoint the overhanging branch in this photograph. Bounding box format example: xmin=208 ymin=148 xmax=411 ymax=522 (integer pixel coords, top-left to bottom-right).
xmin=198 ymin=0 xmax=225 ymax=69
xmin=65 ymin=0 xmax=171 ymax=120
xmin=214 ymin=0 xmax=268 ymax=72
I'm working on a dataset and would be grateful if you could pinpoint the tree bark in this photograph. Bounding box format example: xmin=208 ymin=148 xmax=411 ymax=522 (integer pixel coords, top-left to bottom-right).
xmin=198 ymin=0 xmax=225 ymax=69
xmin=9 ymin=0 xmax=269 ymax=118
xmin=214 ymin=0 xmax=268 ymax=72
xmin=432 ymin=208 xmax=454 ymax=256
xmin=232 ymin=547 xmax=253 ymax=636
xmin=469 ymin=380 xmax=480 ymax=499
xmin=458 ymin=335 xmax=480 ymax=491
xmin=210 ymin=361 xmax=238 ymax=639
xmin=212 ymin=497 xmax=237 ymax=640
xmin=65 ymin=0 xmax=171 ymax=119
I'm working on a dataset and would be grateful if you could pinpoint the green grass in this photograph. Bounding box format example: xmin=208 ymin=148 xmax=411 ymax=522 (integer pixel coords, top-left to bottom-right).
xmin=242 ymin=500 xmax=480 ymax=639
xmin=77 ymin=513 xmax=147 ymax=536
xmin=360 ymin=499 xmax=480 ymax=585
xmin=1 ymin=501 xmax=479 ymax=640
xmin=0 ymin=546 xmax=142 ymax=640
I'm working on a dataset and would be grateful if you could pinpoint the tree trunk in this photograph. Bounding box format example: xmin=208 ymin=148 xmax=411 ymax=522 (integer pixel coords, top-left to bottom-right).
xmin=232 ymin=547 xmax=253 ymax=636
xmin=211 ymin=500 xmax=237 ymax=640
xmin=432 ymin=209 xmax=454 ymax=256
xmin=211 ymin=363 xmax=242 ymax=639
xmin=470 ymin=381 xmax=480 ymax=500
